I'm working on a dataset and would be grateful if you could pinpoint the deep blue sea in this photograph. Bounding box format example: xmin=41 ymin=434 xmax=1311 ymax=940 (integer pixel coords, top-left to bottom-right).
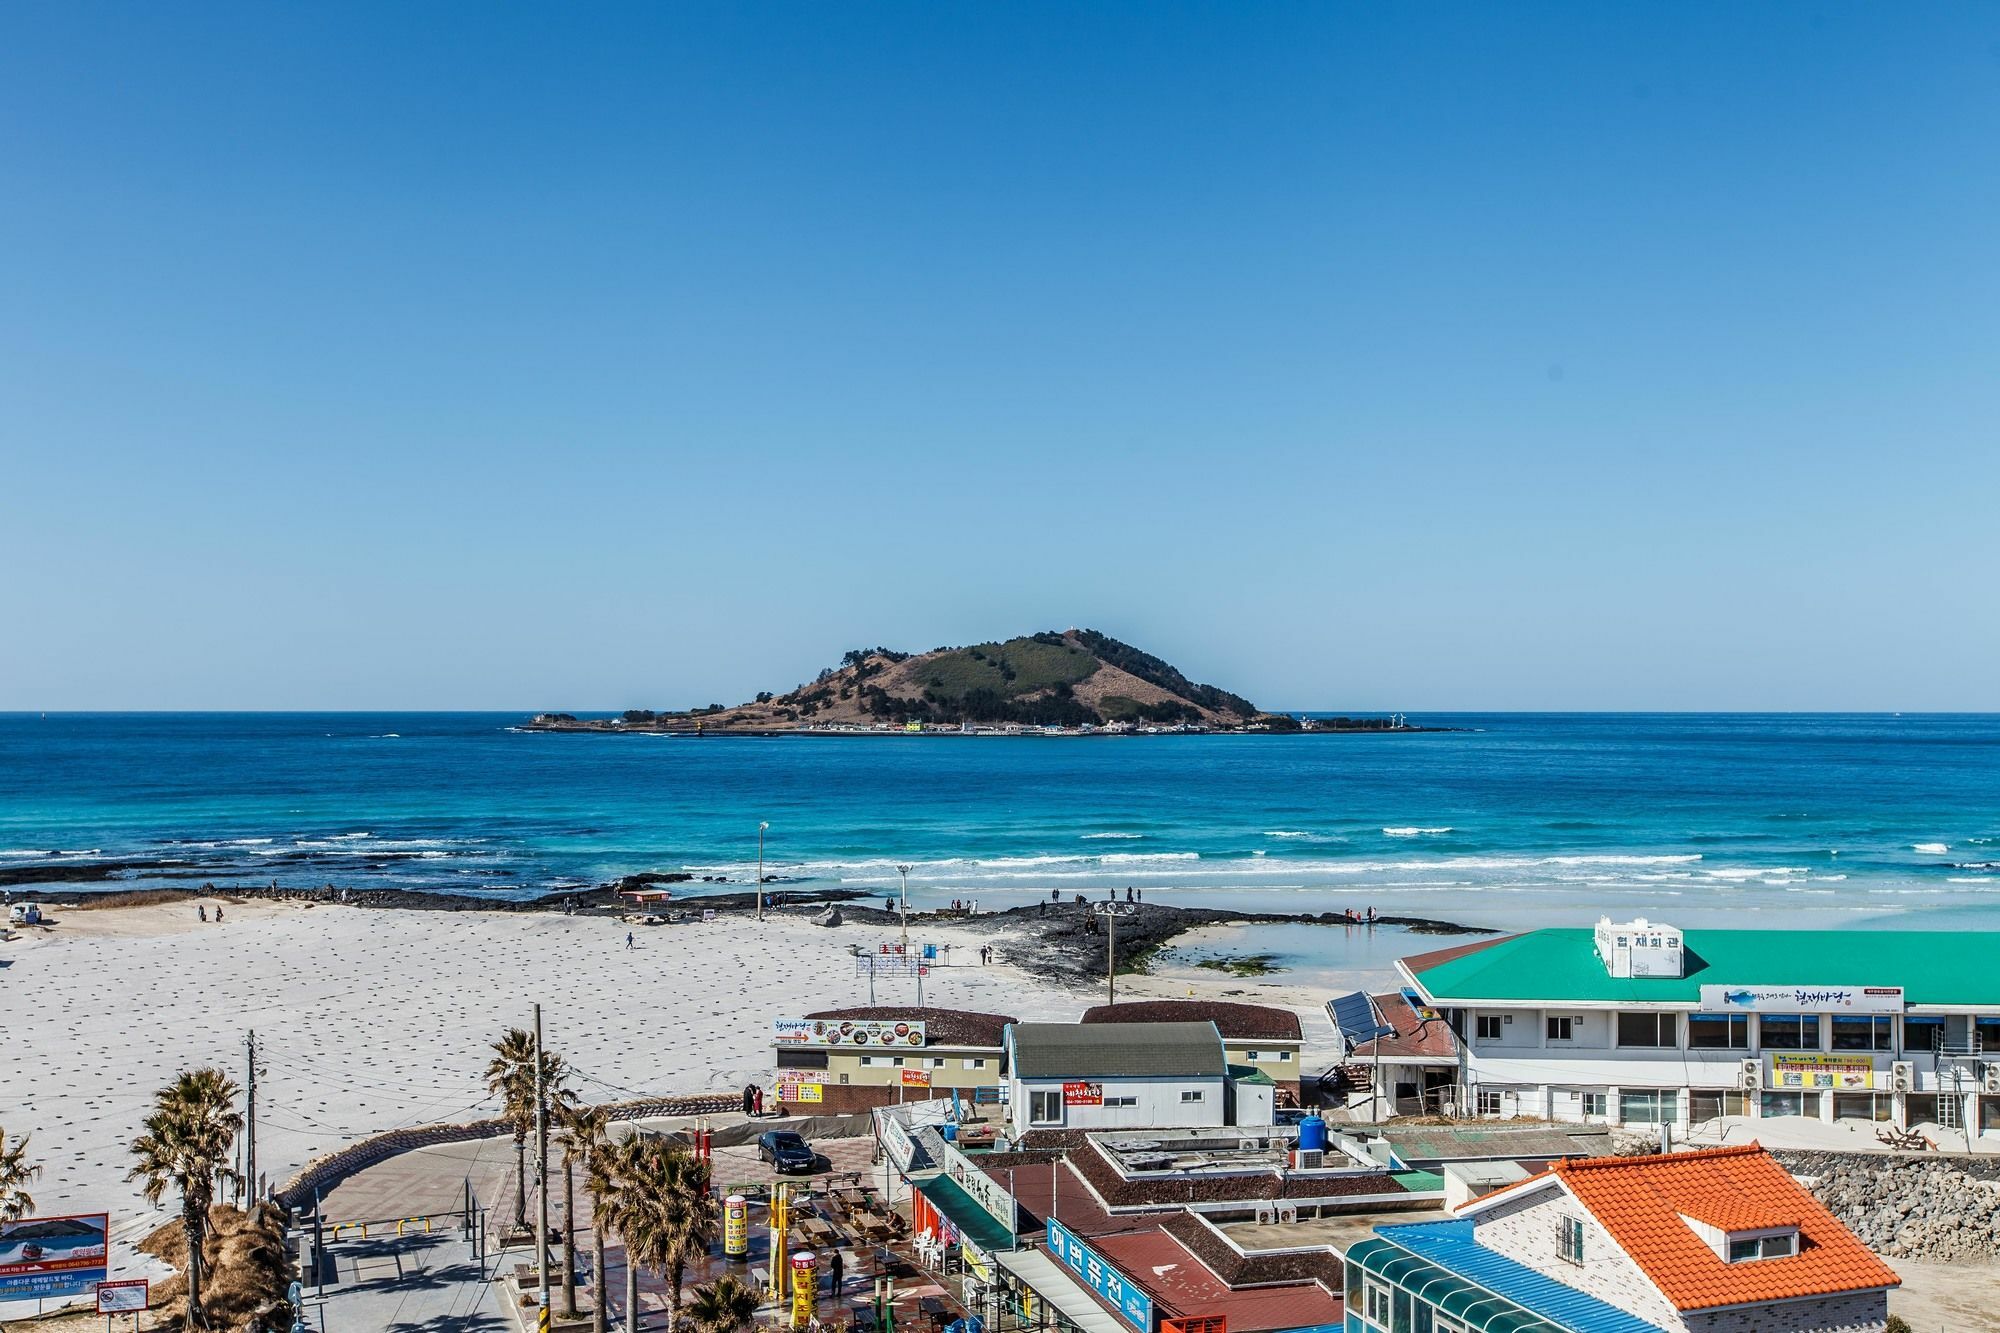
xmin=3 ymin=713 xmax=1998 ymax=931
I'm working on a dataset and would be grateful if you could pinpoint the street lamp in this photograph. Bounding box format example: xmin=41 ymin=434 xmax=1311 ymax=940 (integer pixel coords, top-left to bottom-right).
xmin=756 ymin=822 xmax=770 ymax=922
xmin=1093 ymin=902 xmax=1139 ymax=1005
xmin=896 ymin=863 xmax=912 ymax=953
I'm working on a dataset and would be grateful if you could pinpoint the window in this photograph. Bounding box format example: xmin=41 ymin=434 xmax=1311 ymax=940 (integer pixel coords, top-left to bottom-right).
xmin=860 ymin=1055 xmax=881 ymax=1067
xmin=892 ymin=1056 xmax=905 ymax=1067
xmin=1832 ymin=1015 xmax=1893 ymax=1052
xmin=1580 ymin=1092 xmax=1609 ymax=1118
xmin=1180 ymin=1089 xmax=1205 ymax=1103
xmin=1029 ymin=1090 xmax=1063 ymax=1124
xmin=1760 ymin=1090 xmax=1807 ymax=1118
xmin=1365 ymin=1282 xmax=1393 ymax=1327
xmin=1103 ymin=1095 xmax=1137 ymax=1108
xmin=1476 ymin=1015 xmax=1503 ymax=1041
xmin=963 ymin=1057 xmax=988 ymax=1070
xmin=1557 ymin=1215 xmax=1585 ymax=1265
xmin=1476 ymin=1090 xmax=1504 ymax=1116
xmin=1546 ymin=1016 xmax=1576 ymax=1042
xmin=1620 ymin=1088 xmax=1678 ymax=1124
xmin=1834 ymin=1092 xmax=1892 ymax=1122
xmin=1978 ymin=1016 xmax=2000 ymax=1053
xmin=776 ymin=1048 xmax=829 ymax=1069
xmin=1902 ymin=1016 xmax=1945 ymax=1055
xmin=1617 ymin=1012 xmax=1677 ymax=1048
xmin=1727 ymin=1233 xmax=1799 ymax=1263
xmin=1279 ymin=1050 xmax=1292 ymax=1061
xmin=1244 ymin=1050 xmax=1262 ymax=1061
xmin=1690 ymin=1091 xmax=1747 ymax=1122
xmin=1688 ymin=1013 xmax=1750 ymax=1049
xmin=1759 ymin=1015 xmax=1815 ymax=1050
xmin=930 ymin=1057 xmax=948 ymax=1068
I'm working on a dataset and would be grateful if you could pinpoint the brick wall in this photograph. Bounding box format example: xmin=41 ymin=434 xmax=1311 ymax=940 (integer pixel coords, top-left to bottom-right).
xmin=1683 ymin=1291 xmax=1886 ymax=1333
xmin=276 ymin=1093 xmax=737 ymax=1208
xmin=1471 ymin=1182 xmax=1688 ymax=1331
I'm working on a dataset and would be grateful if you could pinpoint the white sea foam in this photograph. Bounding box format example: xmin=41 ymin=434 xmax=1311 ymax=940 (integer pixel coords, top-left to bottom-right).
xmin=1265 ymin=831 xmax=1313 ymax=839
xmin=1914 ymin=843 xmax=1950 ymax=854
xmin=1383 ymin=826 xmax=1453 ymax=837
xmin=1080 ymin=833 xmax=1143 ymax=840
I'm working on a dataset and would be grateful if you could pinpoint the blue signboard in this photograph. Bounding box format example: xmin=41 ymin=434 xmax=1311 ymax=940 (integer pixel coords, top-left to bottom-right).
xmin=0 ymin=1213 xmax=109 ymax=1300
xmin=1046 ymin=1217 xmax=1153 ymax=1331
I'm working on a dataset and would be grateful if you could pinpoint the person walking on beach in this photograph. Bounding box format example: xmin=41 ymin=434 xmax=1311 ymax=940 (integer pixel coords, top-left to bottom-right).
xmin=626 ymin=931 xmax=635 ymax=950
xmin=1125 ymin=886 xmax=1134 ymax=903
xmin=198 ymin=904 xmax=207 ymax=922
xmin=214 ymin=905 xmax=223 ymax=923
xmin=1050 ymin=888 xmax=1059 ymax=903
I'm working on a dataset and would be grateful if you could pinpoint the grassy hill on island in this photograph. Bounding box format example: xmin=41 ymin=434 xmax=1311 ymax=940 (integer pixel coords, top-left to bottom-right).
xmin=562 ymin=629 xmax=1272 ymax=731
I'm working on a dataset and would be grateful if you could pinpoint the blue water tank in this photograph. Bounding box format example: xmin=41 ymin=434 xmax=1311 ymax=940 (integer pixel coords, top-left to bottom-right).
xmin=1297 ymin=1115 xmax=1328 ymax=1153
xmin=941 ymin=1123 xmax=958 ymax=1142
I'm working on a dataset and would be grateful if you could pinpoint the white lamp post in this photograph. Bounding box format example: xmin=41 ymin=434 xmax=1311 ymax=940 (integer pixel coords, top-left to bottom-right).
xmin=896 ymin=863 xmax=912 ymax=953
xmin=756 ymin=821 xmax=770 ymax=922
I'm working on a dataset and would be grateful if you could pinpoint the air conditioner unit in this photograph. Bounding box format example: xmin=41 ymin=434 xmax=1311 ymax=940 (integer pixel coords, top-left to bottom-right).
xmin=1294 ymin=1149 xmax=1324 ymax=1170
xmin=1983 ymin=1063 xmax=2000 ymax=1095
xmin=1890 ymin=1061 xmax=1915 ymax=1093
xmin=1737 ymin=1059 xmax=1762 ymax=1092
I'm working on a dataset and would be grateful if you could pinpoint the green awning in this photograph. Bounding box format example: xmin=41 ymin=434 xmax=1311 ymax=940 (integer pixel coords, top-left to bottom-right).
xmin=915 ymin=1175 xmax=1016 ymax=1254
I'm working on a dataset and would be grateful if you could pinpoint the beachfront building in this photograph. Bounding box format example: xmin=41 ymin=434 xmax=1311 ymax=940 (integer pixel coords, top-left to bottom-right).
xmin=1081 ymin=1000 xmax=1307 ymax=1101
xmin=1399 ymin=918 xmax=2000 ymax=1132
xmin=1003 ymin=1021 xmax=1278 ymax=1136
xmin=772 ymin=1006 xmax=1014 ymax=1114
xmin=1346 ymin=1145 xmax=1900 ymax=1333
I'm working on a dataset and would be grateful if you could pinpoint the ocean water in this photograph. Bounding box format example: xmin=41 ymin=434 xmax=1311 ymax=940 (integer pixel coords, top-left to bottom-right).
xmin=2 ymin=712 xmax=1998 ymax=931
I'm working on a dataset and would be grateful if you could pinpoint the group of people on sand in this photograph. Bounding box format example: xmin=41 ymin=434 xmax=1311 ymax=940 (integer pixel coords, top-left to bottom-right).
xmin=196 ymin=903 xmax=225 ymax=923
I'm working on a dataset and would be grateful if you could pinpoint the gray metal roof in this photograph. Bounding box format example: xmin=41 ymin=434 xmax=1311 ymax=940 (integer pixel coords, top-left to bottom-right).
xmin=1008 ymin=1021 xmax=1225 ymax=1079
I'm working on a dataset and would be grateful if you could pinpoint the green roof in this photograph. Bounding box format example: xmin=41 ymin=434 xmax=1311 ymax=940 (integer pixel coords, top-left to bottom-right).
xmin=915 ymin=1174 xmax=1017 ymax=1254
xmin=1226 ymin=1063 xmax=1274 ymax=1085
xmin=1406 ymin=929 xmax=2000 ymax=1007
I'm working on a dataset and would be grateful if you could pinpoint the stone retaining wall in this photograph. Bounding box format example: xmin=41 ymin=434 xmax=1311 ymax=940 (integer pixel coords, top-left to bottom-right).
xmin=277 ymin=1093 xmax=738 ymax=1209
xmin=1776 ymin=1148 xmax=2000 ymax=1261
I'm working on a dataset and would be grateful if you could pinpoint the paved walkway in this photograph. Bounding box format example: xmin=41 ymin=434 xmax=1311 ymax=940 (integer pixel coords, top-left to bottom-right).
xmin=308 ymin=1232 xmax=511 ymax=1333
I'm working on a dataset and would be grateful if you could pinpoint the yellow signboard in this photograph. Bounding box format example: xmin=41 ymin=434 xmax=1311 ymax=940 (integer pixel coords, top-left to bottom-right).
xmin=793 ymin=1082 xmax=824 ymax=1103
xmin=1771 ymin=1053 xmax=1876 ymax=1090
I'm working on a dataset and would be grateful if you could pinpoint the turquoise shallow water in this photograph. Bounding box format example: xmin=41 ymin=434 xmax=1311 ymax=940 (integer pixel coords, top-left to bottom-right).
xmin=2 ymin=712 xmax=1997 ymax=930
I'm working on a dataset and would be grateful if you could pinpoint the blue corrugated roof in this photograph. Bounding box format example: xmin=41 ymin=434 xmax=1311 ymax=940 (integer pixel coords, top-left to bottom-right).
xmin=1372 ymin=1221 xmax=1667 ymax=1333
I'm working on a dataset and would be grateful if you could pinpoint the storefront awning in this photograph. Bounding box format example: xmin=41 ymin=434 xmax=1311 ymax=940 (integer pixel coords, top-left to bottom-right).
xmin=994 ymin=1248 xmax=1131 ymax=1333
xmin=916 ymin=1176 xmax=1017 ymax=1254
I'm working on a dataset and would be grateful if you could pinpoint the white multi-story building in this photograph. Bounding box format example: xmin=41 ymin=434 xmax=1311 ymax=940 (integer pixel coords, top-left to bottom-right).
xmin=1398 ymin=918 xmax=2000 ymax=1132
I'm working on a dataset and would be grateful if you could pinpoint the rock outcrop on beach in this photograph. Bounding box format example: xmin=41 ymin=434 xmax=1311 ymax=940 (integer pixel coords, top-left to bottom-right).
xmin=528 ymin=628 xmax=1278 ymax=731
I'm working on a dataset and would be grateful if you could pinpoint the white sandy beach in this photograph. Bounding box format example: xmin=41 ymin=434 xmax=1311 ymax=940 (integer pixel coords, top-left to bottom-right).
xmin=0 ymin=895 xmax=1376 ymax=1291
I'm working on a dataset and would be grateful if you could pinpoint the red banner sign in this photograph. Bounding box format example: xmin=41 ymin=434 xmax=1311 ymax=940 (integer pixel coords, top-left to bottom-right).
xmin=1062 ymin=1081 xmax=1103 ymax=1106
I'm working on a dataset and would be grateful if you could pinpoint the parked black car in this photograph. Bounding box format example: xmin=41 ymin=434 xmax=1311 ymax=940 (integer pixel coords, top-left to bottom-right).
xmin=757 ymin=1130 xmax=816 ymax=1174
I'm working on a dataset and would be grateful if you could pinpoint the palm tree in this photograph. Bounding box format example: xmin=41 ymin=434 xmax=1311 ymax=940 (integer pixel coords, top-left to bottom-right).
xmin=0 ymin=1125 xmax=40 ymax=1222
xmin=590 ymin=1136 xmax=644 ymax=1333
xmin=616 ymin=1140 xmax=719 ymax=1333
xmin=128 ymin=1069 xmax=243 ymax=1330
xmin=685 ymin=1275 xmax=761 ymax=1333
xmin=556 ymin=1103 xmax=610 ymax=1322
xmin=485 ymin=1028 xmax=574 ymax=1232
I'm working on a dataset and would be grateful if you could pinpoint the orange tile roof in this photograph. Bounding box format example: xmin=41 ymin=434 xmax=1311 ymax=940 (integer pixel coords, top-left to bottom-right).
xmin=1549 ymin=1144 xmax=1899 ymax=1311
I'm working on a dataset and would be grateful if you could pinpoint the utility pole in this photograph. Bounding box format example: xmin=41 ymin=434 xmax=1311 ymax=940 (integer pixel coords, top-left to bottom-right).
xmin=533 ymin=1004 xmax=550 ymax=1314
xmin=245 ymin=1030 xmax=257 ymax=1204
xmin=756 ymin=822 xmax=769 ymax=922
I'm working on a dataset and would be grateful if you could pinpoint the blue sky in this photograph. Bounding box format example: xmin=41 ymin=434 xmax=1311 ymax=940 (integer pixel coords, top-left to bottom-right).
xmin=3 ymin=4 xmax=1997 ymax=711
